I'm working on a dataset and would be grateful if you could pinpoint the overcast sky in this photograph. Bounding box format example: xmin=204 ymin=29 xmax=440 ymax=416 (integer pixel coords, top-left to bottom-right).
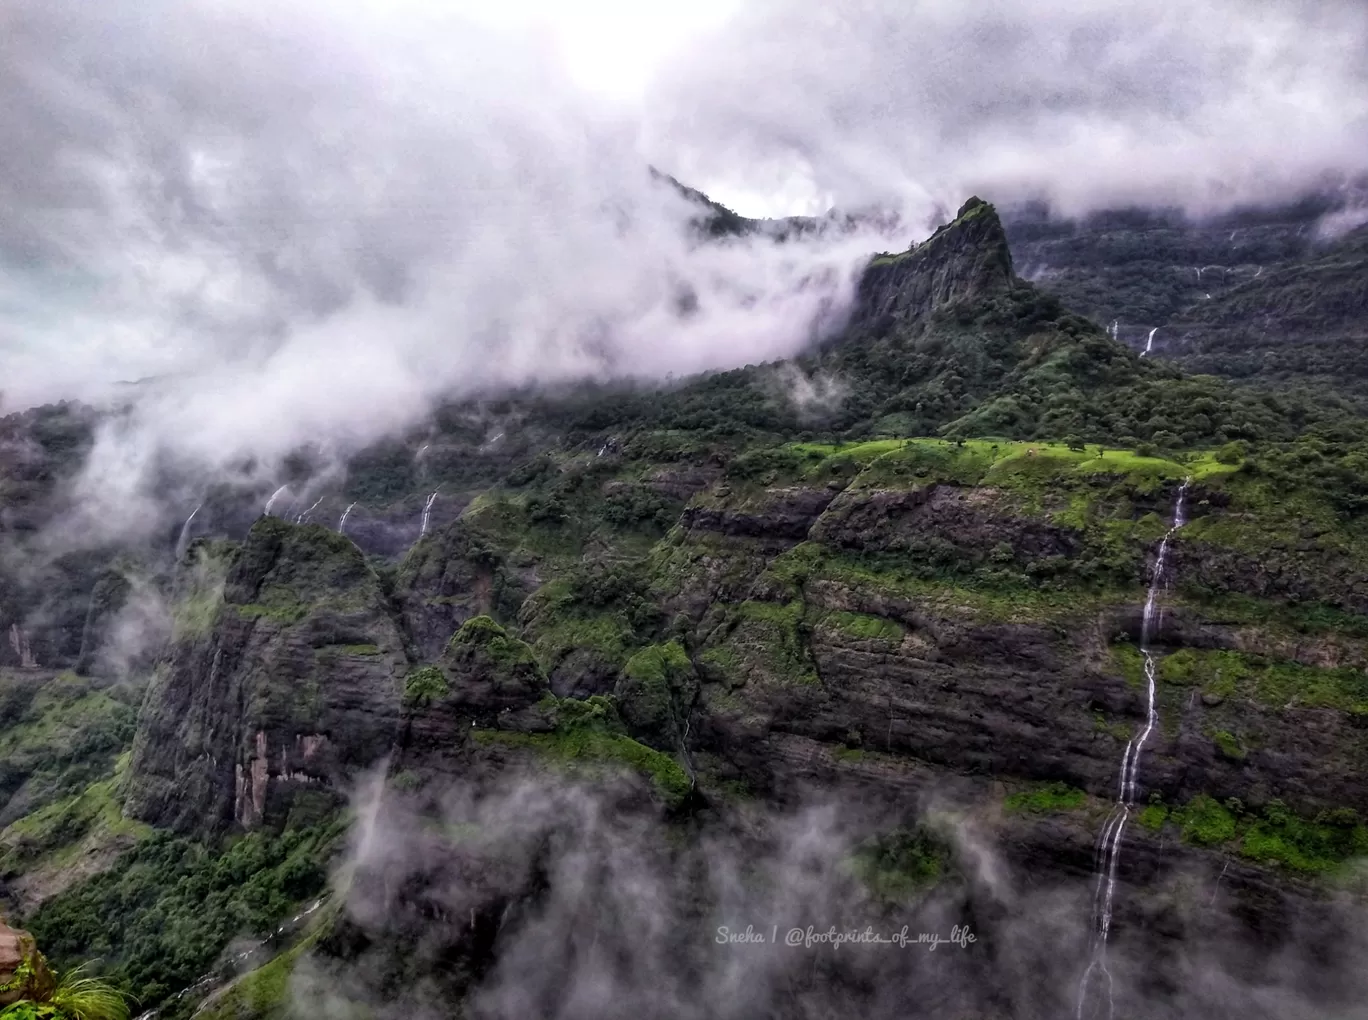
xmin=1 ymin=0 xmax=1365 ymax=535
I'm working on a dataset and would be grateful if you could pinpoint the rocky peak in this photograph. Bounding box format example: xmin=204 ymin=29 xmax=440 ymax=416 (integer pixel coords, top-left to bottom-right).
xmin=852 ymin=196 xmax=1015 ymax=333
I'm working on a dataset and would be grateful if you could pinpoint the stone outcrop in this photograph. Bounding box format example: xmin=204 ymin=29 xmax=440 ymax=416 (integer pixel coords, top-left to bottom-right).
xmin=852 ymin=196 xmax=1016 ymax=337
xmin=0 ymin=923 xmax=55 ymax=1006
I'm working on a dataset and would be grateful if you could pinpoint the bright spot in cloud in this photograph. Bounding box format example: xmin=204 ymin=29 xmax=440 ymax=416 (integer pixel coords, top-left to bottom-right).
xmin=426 ymin=0 xmax=743 ymax=100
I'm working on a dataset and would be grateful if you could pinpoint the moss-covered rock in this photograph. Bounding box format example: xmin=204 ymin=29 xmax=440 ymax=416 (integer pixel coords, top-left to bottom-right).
xmin=614 ymin=641 xmax=698 ymax=751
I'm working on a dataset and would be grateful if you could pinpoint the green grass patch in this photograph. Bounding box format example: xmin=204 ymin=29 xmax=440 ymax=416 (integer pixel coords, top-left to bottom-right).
xmin=715 ymin=600 xmax=820 ymax=686
xmin=1211 ymin=729 xmax=1248 ymax=760
xmin=1110 ymin=643 xmax=1148 ymax=689
xmin=1004 ymin=781 xmax=1088 ymax=814
xmin=0 ymin=675 xmax=140 ymax=821
xmin=1152 ymin=795 xmax=1368 ymax=873
xmin=1173 ymin=592 xmax=1368 ymax=641
xmin=535 ymin=613 xmax=635 ymax=666
xmin=233 ymin=603 xmax=308 ymax=625
xmin=1137 ymin=800 xmax=1169 ymax=831
xmin=1156 ymin=647 xmax=1368 ymax=712
xmin=1174 ymin=794 xmax=1240 ymax=846
xmin=820 ymin=611 xmax=904 ymax=644
xmin=0 ymin=754 xmax=152 ymax=875
xmin=624 ymin=641 xmax=691 ymax=685
xmin=474 ymin=707 xmax=691 ymax=809
xmin=808 ymin=546 xmax=1125 ymax=623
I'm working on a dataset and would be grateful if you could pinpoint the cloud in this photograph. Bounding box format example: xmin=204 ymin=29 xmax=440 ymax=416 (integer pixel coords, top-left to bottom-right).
xmin=2 ymin=0 xmax=1365 ymax=544
xmin=0 ymin=0 xmax=895 ymax=538
xmin=645 ymin=0 xmax=1368 ymax=222
xmin=307 ymin=768 xmax=1368 ymax=1020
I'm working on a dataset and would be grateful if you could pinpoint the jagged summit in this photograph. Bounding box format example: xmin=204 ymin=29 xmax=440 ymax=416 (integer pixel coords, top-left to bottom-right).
xmin=649 ymin=166 xmax=902 ymax=242
xmin=854 ymin=196 xmax=1015 ymax=333
xmin=955 ymin=195 xmax=992 ymax=219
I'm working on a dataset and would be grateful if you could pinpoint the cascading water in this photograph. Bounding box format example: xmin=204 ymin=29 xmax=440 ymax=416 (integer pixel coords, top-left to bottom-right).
xmin=130 ymin=896 xmax=327 ymax=1020
xmin=295 ymin=497 xmax=324 ymax=524
xmin=420 ymin=491 xmax=438 ymax=537
xmin=263 ymin=485 xmax=289 ymax=516
xmin=338 ymin=502 xmax=357 ymax=535
xmin=175 ymin=505 xmax=201 ymax=559
xmin=1109 ymin=320 xmax=1118 ymax=340
xmin=1076 ymin=481 xmax=1189 ymax=1020
xmin=1140 ymin=328 xmax=1157 ymax=357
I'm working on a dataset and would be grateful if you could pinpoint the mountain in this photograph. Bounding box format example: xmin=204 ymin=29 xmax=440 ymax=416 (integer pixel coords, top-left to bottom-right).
xmin=3 ymin=192 xmax=1368 ymax=1019
xmin=1006 ymin=194 xmax=1368 ymax=401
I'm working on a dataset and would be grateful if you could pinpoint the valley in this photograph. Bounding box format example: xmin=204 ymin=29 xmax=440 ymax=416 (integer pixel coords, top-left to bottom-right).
xmin=2 ymin=193 xmax=1368 ymax=1020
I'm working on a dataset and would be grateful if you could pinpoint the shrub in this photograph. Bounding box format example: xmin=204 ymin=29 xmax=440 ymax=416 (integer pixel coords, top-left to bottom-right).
xmin=403 ymin=666 xmax=450 ymax=707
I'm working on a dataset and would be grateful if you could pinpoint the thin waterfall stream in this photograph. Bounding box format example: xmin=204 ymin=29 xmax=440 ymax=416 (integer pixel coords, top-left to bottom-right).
xmin=338 ymin=502 xmax=357 ymax=535
xmin=420 ymin=490 xmax=438 ymax=537
xmin=175 ymin=504 xmax=201 ymax=559
xmin=1076 ymin=480 xmax=1189 ymax=1020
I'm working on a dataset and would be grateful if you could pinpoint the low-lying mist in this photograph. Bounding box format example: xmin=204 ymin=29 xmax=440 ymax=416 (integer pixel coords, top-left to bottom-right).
xmin=289 ymin=766 xmax=1368 ymax=1020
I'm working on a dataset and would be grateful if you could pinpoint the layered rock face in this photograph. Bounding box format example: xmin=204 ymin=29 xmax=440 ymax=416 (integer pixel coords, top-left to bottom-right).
xmin=125 ymin=519 xmax=408 ymax=835
xmin=853 ymin=197 xmax=1016 ymax=335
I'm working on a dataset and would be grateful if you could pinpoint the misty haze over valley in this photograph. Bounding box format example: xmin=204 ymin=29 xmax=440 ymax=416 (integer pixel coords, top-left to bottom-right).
xmin=0 ymin=2 xmax=1366 ymax=1019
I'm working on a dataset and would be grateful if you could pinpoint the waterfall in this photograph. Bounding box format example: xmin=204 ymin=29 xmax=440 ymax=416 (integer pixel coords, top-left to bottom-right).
xmin=338 ymin=502 xmax=357 ymax=535
xmin=1140 ymin=328 xmax=1158 ymax=357
xmin=1076 ymin=482 xmax=1189 ymax=1020
xmin=8 ymin=624 xmax=37 ymax=669
xmin=295 ymin=497 xmax=325 ymax=524
xmin=420 ymin=491 xmax=438 ymax=537
xmin=1195 ymin=267 xmax=1202 ymax=280
xmin=263 ymin=485 xmax=289 ymax=516
xmin=1109 ymin=320 xmax=1118 ymax=340
xmin=175 ymin=505 xmax=202 ymax=559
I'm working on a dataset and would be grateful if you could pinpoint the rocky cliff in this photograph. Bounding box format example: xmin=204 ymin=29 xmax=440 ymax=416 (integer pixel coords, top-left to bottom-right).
xmin=124 ymin=520 xmax=407 ymax=836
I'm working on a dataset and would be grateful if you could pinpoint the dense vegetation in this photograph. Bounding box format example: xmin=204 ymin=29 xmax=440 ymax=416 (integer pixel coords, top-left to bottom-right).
xmin=25 ymin=823 xmax=340 ymax=1018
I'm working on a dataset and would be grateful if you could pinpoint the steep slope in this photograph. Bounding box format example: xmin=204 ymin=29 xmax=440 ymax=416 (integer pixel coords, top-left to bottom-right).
xmin=124 ymin=521 xmax=407 ymax=836
xmin=1006 ymin=195 xmax=1368 ymax=399
xmin=172 ymin=431 xmax=1368 ymax=1019
xmin=1164 ymin=225 xmax=1368 ymax=384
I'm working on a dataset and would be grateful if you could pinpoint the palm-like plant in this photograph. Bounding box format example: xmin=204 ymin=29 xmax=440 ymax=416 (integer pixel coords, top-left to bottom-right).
xmin=49 ymin=967 xmax=130 ymax=1020
xmin=0 ymin=965 xmax=130 ymax=1020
